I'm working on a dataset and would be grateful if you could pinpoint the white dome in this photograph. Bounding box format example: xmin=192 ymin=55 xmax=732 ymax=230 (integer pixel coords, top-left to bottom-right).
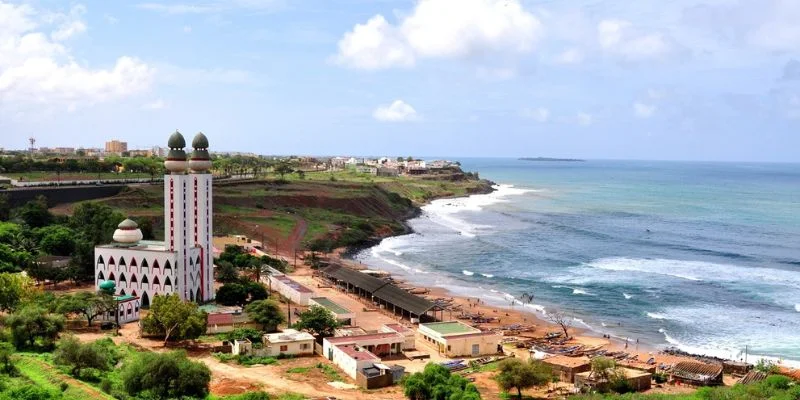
xmin=189 ymin=159 xmax=212 ymax=173
xmin=113 ymin=218 xmax=143 ymax=244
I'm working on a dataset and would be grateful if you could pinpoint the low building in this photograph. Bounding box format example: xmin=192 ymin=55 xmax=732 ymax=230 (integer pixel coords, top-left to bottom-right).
xmin=418 ymin=321 xmax=501 ymax=357
xmin=335 ymin=327 xmax=368 ymax=337
xmin=323 ymin=332 xmax=405 ymax=361
xmin=309 ymin=297 xmax=356 ymax=326
xmin=575 ymin=368 xmax=652 ymax=392
xmin=670 ymin=361 xmax=724 ymax=386
xmin=381 ymin=324 xmax=416 ymax=350
xmin=98 ymin=294 xmax=140 ymax=325
xmin=262 ymin=329 xmax=315 ymax=357
xmin=231 ymin=339 xmax=252 ymax=355
xmin=330 ymin=344 xmax=381 ymax=379
xmin=213 ymin=235 xmax=263 ymax=252
xmin=542 ymin=355 xmax=591 ymax=384
xmin=357 ymin=363 xmax=405 ymax=389
xmin=206 ymin=311 xmax=255 ymax=334
xmin=268 ymin=275 xmax=314 ymax=305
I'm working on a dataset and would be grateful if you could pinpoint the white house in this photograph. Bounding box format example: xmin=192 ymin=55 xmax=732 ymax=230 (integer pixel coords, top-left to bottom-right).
xmin=95 ymin=131 xmax=214 ymax=306
xmin=418 ymin=321 xmax=501 ymax=357
xmin=262 ymin=329 xmax=315 ymax=357
xmin=268 ymin=275 xmax=314 ymax=305
xmin=329 ymin=344 xmax=381 ymax=379
xmin=323 ymin=332 xmax=405 ymax=361
xmin=97 ymin=294 xmax=140 ymax=325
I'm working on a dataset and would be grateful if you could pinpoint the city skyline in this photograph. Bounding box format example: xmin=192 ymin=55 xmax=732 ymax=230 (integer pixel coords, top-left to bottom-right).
xmin=1 ymin=1 xmax=799 ymax=162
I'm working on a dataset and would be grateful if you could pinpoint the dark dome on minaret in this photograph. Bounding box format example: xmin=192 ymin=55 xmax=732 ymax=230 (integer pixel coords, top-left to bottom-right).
xmin=189 ymin=132 xmax=211 ymax=173
xmin=165 ymin=130 xmax=187 ymax=173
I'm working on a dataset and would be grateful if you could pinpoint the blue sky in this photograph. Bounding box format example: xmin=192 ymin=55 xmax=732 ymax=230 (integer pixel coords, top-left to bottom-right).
xmin=1 ymin=0 xmax=799 ymax=162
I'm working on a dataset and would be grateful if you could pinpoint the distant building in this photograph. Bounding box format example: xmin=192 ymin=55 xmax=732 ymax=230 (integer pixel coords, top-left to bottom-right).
xmin=418 ymin=321 xmax=501 ymax=357
xmin=128 ymin=149 xmax=153 ymax=157
xmin=542 ymin=355 xmax=591 ymax=384
xmin=105 ymin=140 xmax=128 ymax=154
xmin=575 ymin=367 xmax=652 ymax=392
xmin=267 ymin=275 xmax=314 ymax=305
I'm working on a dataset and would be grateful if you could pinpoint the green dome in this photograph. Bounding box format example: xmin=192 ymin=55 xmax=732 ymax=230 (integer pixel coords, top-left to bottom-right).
xmin=167 ymin=148 xmax=187 ymax=160
xmin=192 ymin=132 xmax=209 ymax=149
xmin=168 ymin=130 xmax=186 ymax=149
xmin=118 ymin=218 xmax=138 ymax=229
xmin=99 ymin=280 xmax=116 ymax=294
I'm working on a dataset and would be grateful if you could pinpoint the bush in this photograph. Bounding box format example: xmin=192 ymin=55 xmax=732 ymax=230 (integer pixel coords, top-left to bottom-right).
xmin=53 ymin=336 xmax=114 ymax=378
xmin=100 ymin=378 xmax=112 ymax=393
xmin=226 ymin=392 xmax=271 ymax=400
xmin=765 ymin=374 xmax=791 ymax=390
xmin=652 ymin=371 xmax=667 ymax=383
xmin=121 ymin=350 xmax=211 ymax=399
xmin=224 ymin=328 xmax=263 ymax=343
xmin=608 ymin=375 xmax=634 ymax=394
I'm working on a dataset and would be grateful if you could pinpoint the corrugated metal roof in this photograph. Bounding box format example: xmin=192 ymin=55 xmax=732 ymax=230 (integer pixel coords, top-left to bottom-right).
xmin=738 ymin=370 xmax=767 ymax=385
xmin=672 ymin=361 xmax=723 ymax=383
xmin=321 ymin=264 xmax=388 ymax=293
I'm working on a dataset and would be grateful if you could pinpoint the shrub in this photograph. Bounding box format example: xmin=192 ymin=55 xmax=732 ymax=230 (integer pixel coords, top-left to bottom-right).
xmin=652 ymin=371 xmax=667 ymax=383
xmin=121 ymin=350 xmax=211 ymax=399
xmin=765 ymin=374 xmax=791 ymax=390
xmin=224 ymin=328 xmax=263 ymax=343
xmin=53 ymin=335 xmax=113 ymax=378
xmin=226 ymin=392 xmax=271 ymax=400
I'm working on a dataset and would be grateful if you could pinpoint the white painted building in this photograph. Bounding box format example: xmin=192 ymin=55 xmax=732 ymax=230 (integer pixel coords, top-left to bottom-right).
xmin=323 ymin=332 xmax=405 ymax=361
xmin=262 ymin=329 xmax=315 ymax=357
xmin=309 ymin=297 xmax=356 ymax=326
xmin=329 ymin=344 xmax=381 ymax=379
xmin=267 ymin=274 xmax=314 ymax=305
xmin=94 ymin=131 xmax=215 ymax=306
xmin=380 ymin=324 xmax=416 ymax=350
xmin=97 ymin=294 xmax=141 ymax=325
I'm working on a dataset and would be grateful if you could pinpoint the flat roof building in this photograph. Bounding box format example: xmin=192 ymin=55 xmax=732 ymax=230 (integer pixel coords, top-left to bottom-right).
xmin=309 ymin=297 xmax=356 ymax=326
xmin=268 ymin=274 xmax=314 ymax=305
xmin=418 ymin=321 xmax=501 ymax=357
xmin=542 ymin=355 xmax=591 ymax=384
xmin=262 ymin=329 xmax=315 ymax=357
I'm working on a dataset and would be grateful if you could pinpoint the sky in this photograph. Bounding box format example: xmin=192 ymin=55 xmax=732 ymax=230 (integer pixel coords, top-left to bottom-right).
xmin=1 ymin=0 xmax=800 ymax=162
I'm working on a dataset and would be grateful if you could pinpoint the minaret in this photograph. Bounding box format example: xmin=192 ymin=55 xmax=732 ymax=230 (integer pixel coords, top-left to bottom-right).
xmin=163 ymin=131 xmax=192 ymax=300
xmin=189 ymin=132 xmax=214 ymax=301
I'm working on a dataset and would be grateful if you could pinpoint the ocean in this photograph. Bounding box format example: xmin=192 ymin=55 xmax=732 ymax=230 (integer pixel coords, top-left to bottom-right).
xmin=354 ymin=159 xmax=800 ymax=366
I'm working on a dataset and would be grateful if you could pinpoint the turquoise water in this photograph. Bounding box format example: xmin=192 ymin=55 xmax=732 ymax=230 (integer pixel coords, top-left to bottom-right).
xmin=356 ymin=159 xmax=800 ymax=364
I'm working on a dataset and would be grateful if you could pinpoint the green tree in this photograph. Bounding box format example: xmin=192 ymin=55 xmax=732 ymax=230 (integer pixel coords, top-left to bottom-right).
xmin=15 ymin=195 xmax=52 ymax=228
xmin=53 ymin=335 xmax=113 ymax=378
xmin=0 ymin=193 xmax=10 ymax=221
xmin=69 ymin=202 xmax=124 ymax=245
xmin=0 ymin=222 xmax=21 ymax=244
xmin=57 ymin=292 xmax=116 ymax=327
xmin=35 ymin=225 xmax=76 ymax=256
xmin=0 ymin=243 xmax=31 ymax=273
xmin=4 ymin=305 xmax=64 ymax=349
xmin=403 ymin=363 xmax=481 ymax=400
xmin=590 ymin=356 xmax=618 ymax=383
xmin=0 ymin=273 xmax=37 ymax=312
xmin=294 ymin=305 xmax=341 ymax=339
xmin=140 ymin=294 xmax=207 ymax=345
xmin=215 ymin=260 xmax=239 ymax=283
xmin=216 ymin=283 xmax=248 ymax=306
xmin=274 ymin=161 xmax=294 ymax=180
xmin=245 ymin=299 xmax=284 ymax=332
xmin=0 ymin=342 xmax=18 ymax=375
xmin=494 ymin=358 xmax=551 ymax=399
xmin=121 ymin=350 xmax=211 ymax=399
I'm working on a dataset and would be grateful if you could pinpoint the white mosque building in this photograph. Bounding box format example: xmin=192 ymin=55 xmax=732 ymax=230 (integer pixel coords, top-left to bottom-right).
xmin=94 ymin=131 xmax=214 ymax=306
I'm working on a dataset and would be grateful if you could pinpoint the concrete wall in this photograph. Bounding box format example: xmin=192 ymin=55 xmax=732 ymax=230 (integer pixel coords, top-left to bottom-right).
xmin=418 ymin=331 xmax=500 ymax=357
xmin=4 ymin=185 xmax=126 ymax=207
xmin=356 ymin=372 xmax=393 ymax=389
xmin=263 ymin=339 xmax=314 ymax=357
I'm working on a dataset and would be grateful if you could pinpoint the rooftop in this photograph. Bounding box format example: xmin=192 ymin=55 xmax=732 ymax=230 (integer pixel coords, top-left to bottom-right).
xmin=577 ymin=367 xmax=651 ymax=380
xmin=311 ymin=297 xmax=352 ymax=315
xmin=383 ymin=324 xmax=413 ymax=334
xmin=272 ymin=275 xmax=314 ymax=293
xmin=420 ymin=321 xmax=481 ymax=336
xmin=543 ymin=355 xmax=591 ymax=368
xmin=97 ymin=240 xmax=168 ymax=252
xmin=337 ymin=345 xmax=380 ymax=361
xmin=264 ymin=329 xmax=315 ymax=343
xmin=325 ymin=332 xmax=404 ymax=344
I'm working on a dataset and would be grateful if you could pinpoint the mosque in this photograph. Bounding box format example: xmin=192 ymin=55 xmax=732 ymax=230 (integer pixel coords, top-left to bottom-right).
xmin=94 ymin=131 xmax=214 ymax=306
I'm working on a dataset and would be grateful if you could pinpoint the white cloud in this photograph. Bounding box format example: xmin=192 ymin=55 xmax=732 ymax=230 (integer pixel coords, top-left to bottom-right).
xmin=577 ymin=112 xmax=593 ymax=126
xmin=476 ymin=66 xmax=517 ymax=80
xmin=521 ymin=107 xmax=550 ymax=122
xmin=183 ymin=25 xmax=192 ymax=33
xmin=136 ymin=0 xmax=283 ymax=14
xmin=0 ymin=1 xmax=153 ymax=108
xmin=142 ymin=99 xmax=167 ymax=110
xmin=747 ymin=1 xmax=800 ymax=52
xmin=553 ymin=48 xmax=583 ymax=64
xmin=647 ymin=89 xmax=664 ymax=99
xmin=103 ymin=14 xmax=118 ymax=25
xmin=333 ymin=15 xmax=414 ymax=69
xmin=598 ymin=19 xmax=671 ymax=60
xmin=633 ymin=102 xmax=656 ymax=118
xmin=334 ymin=0 xmax=542 ymax=70
xmin=373 ymin=100 xmax=418 ymax=122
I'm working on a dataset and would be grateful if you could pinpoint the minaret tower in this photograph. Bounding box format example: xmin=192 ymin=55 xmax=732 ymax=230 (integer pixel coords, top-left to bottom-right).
xmin=163 ymin=130 xmax=192 ymax=300
xmin=189 ymin=132 xmax=214 ymax=301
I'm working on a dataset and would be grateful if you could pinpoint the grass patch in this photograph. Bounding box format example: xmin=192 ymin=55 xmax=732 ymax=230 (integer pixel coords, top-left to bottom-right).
xmin=16 ymin=354 xmax=114 ymax=400
xmin=277 ymin=393 xmax=307 ymax=400
xmin=315 ymin=362 xmax=343 ymax=382
xmin=213 ymin=353 xmax=278 ymax=366
xmin=286 ymin=367 xmax=311 ymax=374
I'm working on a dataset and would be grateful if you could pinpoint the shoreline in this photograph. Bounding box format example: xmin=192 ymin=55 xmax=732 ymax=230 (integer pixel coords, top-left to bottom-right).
xmin=333 ymin=183 xmax=800 ymax=370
